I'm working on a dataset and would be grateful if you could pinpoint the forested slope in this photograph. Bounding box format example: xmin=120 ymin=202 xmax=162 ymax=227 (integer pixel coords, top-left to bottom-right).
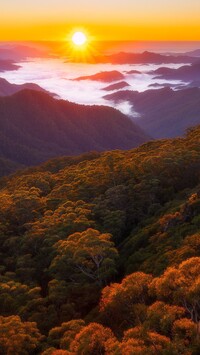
xmin=0 ymin=126 xmax=200 ymax=354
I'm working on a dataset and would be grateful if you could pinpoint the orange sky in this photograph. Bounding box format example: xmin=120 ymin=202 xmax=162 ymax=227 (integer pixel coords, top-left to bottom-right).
xmin=1 ymin=0 xmax=200 ymax=41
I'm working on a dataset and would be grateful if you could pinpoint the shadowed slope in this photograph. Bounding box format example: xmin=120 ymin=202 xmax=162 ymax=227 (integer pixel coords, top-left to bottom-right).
xmin=104 ymin=87 xmax=200 ymax=138
xmin=0 ymin=89 xmax=149 ymax=168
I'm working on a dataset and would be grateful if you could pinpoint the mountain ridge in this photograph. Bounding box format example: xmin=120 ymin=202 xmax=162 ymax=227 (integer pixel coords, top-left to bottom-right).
xmin=0 ymin=89 xmax=149 ymax=172
xmin=104 ymin=86 xmax=200 ymax=138
xmin=0 ymin=77 xmax=54 ymax=96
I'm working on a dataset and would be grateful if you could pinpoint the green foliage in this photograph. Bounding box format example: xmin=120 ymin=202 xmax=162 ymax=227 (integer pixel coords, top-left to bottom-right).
xmin=50 ymin=228 xmax=118 ymax=286
xmin=0 ymin=125 xmax=200 ymax=352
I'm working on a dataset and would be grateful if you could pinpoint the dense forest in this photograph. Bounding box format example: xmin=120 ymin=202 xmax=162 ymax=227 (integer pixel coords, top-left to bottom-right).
xmin=0 ymin=125 xmax=200 ymax=354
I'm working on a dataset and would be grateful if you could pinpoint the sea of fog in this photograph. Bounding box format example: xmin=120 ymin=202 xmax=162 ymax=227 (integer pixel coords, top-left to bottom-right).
xmin=0 ymin=58 xmax=188 ymax=116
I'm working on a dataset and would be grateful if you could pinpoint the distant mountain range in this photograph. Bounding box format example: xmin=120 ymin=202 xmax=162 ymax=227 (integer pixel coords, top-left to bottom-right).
xmin=1 ymin=44 xmax=200 ymax=176
xmin=104 ymin=87 xmax=200 ymax=138
xmin=0 ymin=89 xmax=149 ymax=173
xmin=90 ymin=51 xmax=198 ymax=64
xmin=0 ymin=44 xmax=51 ymax=61
xmin=152 ymin=62 xmax=200 ymax=82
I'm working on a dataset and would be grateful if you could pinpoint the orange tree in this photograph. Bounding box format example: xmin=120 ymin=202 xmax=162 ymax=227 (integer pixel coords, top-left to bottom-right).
xmin=0 ymin=315 xmax=43 ymax=355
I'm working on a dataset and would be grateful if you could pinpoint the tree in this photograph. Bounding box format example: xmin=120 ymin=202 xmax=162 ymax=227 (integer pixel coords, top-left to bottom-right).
xmin=121 ymin=326 xmax=171 ymax=354
xmin=172 ymin=318 xmax=197 ymax=345
xmin=48 ymin=319 xmax=85 ymax=349
xmin=42 ymin=349 xmax=71 ymax=355
xmin=0 ymin=281 xmax=41 ymax=317
xmin=0 ymin=315 xmax=43 ymax=355
xmin=69 ymin=322 xmax=116 ymax=354
xmin=150 ymin=257 xmax=200 ymax=337
xmin=146 ymin=301 xmax=186 ymax=336
xmin=100 ymin=272 xmax=152 ymax=332
xmin=167 ymin=233 xmax=200 ymax=265
xmin=51 ymin=229 xmax=118 ymax=285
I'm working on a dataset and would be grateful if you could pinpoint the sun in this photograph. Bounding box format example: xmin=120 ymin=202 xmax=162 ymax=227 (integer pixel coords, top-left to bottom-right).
xmin=72 ymin=31 xmax=87 ymax=46
xmin=66 ymin=29 xmax=96 ymax=62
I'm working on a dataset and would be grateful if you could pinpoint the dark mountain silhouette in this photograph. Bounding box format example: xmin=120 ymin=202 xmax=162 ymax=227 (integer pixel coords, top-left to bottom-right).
xmin=72 ymin=70 xmax=124 ymax=82
xmin=102 ymin=81 xmax=130 ymax=91
xmin=152 ymin=62 xmax=200 ymax=82
xmin=0 ymin=89 xmax=149 ymax=168
xmin=90 ymin=51 xmax=197 ymax=64
xmin=0 ymin=60 xmax=21 ymax=72
xmin=103 ymin=87 xmax=200 ymax=138
xmin=0 ymin=77 xmax=54 ymax=96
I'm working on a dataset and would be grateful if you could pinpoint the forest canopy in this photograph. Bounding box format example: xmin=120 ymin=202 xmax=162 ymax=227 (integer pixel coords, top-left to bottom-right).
xmin=0 ymin=125 xmax=200 ymax=354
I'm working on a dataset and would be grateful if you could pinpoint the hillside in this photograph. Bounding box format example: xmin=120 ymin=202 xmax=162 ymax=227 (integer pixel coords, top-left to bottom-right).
xmin=104 ymin=87 xmax=200 ymax=138
xmin=0 ymin=89 xmax=149 ymax=169
xmin=0 ymin=126 xmax=200 ymax=353
xmin=0 ymin=157 xmax=23 ymax=176
xmin=0 ymin=77 xmax=52 ymax=96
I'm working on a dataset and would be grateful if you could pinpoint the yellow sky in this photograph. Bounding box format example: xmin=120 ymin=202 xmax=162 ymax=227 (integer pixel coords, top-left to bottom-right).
xmin=1 ymin=0 xmax=200 ymax=40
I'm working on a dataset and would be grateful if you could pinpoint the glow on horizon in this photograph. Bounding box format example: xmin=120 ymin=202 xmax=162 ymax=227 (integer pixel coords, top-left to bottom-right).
xmin=1 ymin=0 xmax=200 ymax=40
